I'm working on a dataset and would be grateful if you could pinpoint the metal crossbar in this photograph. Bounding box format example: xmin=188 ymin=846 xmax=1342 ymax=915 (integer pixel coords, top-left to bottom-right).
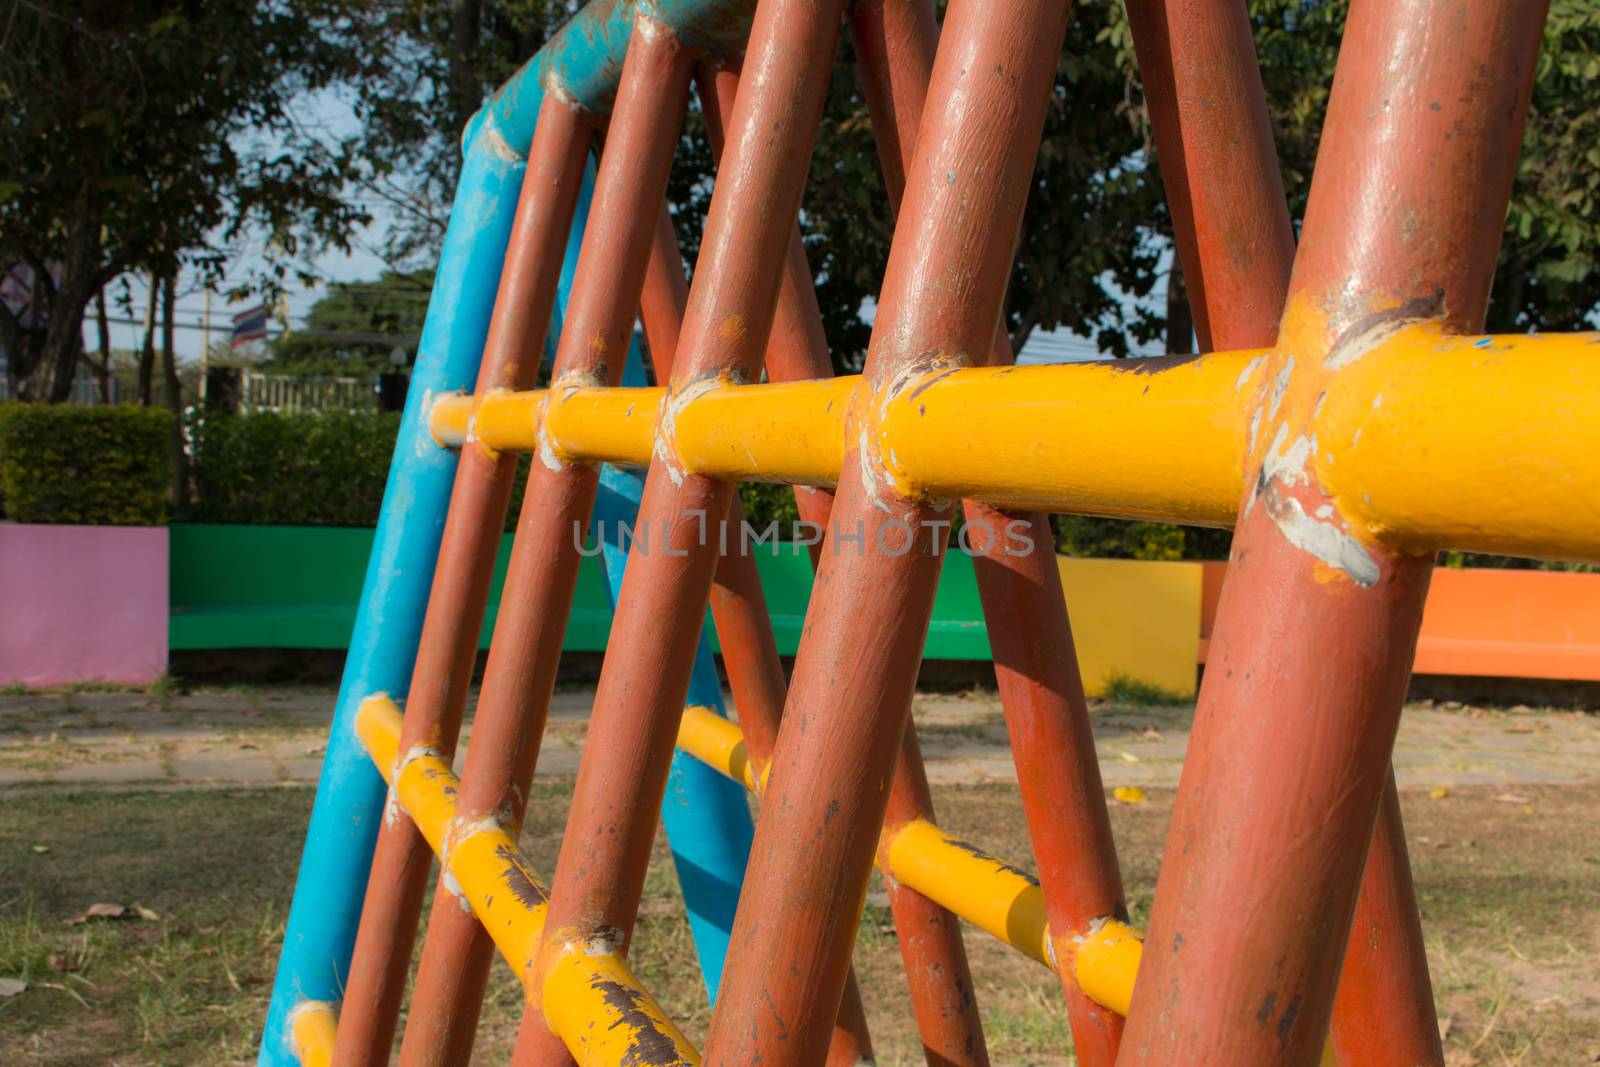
xmin=260 ymin=0 xmax=1579 ymax=1065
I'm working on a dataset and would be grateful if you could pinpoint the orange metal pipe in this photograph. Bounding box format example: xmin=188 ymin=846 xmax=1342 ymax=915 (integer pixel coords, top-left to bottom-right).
xmin=637 ymin=189 xmax=878 ymax=1067
xmin=388 ymin=96 xmax=597 ymax=1067
xmin=703 ymin=47 xmax=989 ymax=1066
xmin=328 ymin=91 xmax=592 ymax=1067
xmin=1119 ymin=2 xmax=1547 ymax=1062
xmin=855 ymin=1 xmax=1130 ymax=1061
xmin=703 ymin=3 xmax=1073 ymax=1062
xmin=1123 ymin=2 xmax=1441 ymax=1061
xmin=373 ymin=19 xmax=694 ymax=1067
xmin=521 ymin=1 xmax=849 ymax=1062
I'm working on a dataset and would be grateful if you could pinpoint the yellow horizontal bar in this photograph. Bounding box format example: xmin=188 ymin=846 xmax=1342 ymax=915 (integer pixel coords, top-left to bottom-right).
xmin=885 ymin=818 xmax=1055 ymax=967
xmin=426 ymin=330 xmax=1600 ymax=561
xmin=673 ymin=376 xmax=855 ymax=488
xmin=677 ymin=705 xmax=757 ymax=790
xmin=355 ymin=696 xmax=698 ymax=1066
xmin=288 ymin=1000 xmax=338 ymax=1067
xmin=543 ymin=384 xmax=663 ymax=467
xmin=675 ymin=713 xmax=1149 ymax=1018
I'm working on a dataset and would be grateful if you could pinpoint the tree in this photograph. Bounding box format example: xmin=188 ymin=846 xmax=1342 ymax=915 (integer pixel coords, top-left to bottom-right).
xmin=338 ymin=1 xmax=577 ymax=267
xmin=266 ymin=271 xmax=433 ymax=376
xmin=0 ymin=2 xmax=368 ymax=401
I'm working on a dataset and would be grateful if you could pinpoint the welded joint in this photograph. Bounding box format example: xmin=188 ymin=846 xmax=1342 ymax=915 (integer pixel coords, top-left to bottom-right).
xmin=472 ymin=110 xmax=525 ymax=165
xmin=425 ymin=388 xmax=470 ymax=449
xmin=656 ymin=369 xmax=744 ymax=485
xmin=539 ymin=367 xmax=608 ymax=471
xmin=859 ymin=353 xmax=965 ymax=510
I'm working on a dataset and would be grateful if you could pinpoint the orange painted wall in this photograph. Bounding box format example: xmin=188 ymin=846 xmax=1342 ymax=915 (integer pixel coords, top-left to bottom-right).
xmin=1199 ymin=563 xmax=1600 ymax=681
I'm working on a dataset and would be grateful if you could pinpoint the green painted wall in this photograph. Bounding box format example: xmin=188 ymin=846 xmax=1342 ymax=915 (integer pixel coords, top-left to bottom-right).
xmin=168 ymin=524 xmax=993 ymax=658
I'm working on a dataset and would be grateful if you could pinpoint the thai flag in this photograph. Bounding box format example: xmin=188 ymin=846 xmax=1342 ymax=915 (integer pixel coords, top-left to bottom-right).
xmin=231 ymin=305 xmax=269 ymax=347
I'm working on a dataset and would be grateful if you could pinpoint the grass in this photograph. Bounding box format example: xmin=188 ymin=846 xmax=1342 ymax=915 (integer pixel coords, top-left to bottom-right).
xmin=1099 ymin=673 xmax=1193 ymax=706
xmin=1 ymin=782 xmax=1597 ymax=1065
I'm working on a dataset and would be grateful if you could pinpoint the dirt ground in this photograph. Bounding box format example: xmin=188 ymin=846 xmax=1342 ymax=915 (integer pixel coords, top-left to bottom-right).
xmin=0 ymin=684 xmax=1596 ymax=1065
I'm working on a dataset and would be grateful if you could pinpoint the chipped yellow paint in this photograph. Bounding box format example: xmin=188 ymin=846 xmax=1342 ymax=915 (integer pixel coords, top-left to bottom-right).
xmin=287 ymin=1000 xmax=338 ymax=1067
xmin=542 ymin=940 xmax=701 ymax=1067
xmin=354 ymin=696 xmax=694 ymax=1066
xmin=885 ymin=817 xmax=1053 ymax=968
xmin=1071 ymin=920 xmax=1144 ymax=1016
xmin=543 ymin=384 xmax=663 ymax=466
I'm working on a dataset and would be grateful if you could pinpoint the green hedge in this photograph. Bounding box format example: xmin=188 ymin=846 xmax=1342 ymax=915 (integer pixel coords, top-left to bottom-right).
xmin=0 ymin=403 xmax=174 ymax=525
xmin=187 ymin=410 xmax=403 ymax=527
xmin=185 ymin=409 xmax=808 ymax=531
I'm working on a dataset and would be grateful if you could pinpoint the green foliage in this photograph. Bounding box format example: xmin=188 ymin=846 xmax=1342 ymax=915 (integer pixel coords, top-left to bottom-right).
xmin=0 ymin=404 xmax=173 ymax=525
xmin=187 ymin=411 xmax=401 ymax=528
xmin=185 ymin=410 xmax=532 ymax=530
xmin=1051 ymin=515 xmax=1221 ymax=560
xmin=266 ymin=271 xmax=434 ymax=375
xmin=1102 ymin=673 xmax=1191 ymax=706
xmin=1242 ymin=0 xmax=1600 ymax=332
xmin=737 ymin=482 xmax=802 ymax=534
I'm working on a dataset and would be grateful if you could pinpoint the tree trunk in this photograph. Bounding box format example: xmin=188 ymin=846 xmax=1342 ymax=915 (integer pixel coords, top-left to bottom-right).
xmin=89 ymin=288 xmax=113 ymax=403
xmin=448 ymin=0 xmax=484 ymax=139
xmin=138 ymin=268 xmax=158 ymax=406
xmin=19 ymin=178 xmax=107 ymax=402
xmin=159 ymin=271 xmax=187 ymax=505
xmin=1166 ymin=253 xmax=1195 ymax=355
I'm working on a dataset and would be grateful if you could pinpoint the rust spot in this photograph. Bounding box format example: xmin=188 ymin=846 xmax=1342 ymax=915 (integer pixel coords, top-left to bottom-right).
xmin=1324 ymin=289 xmax=1445 ymax=365
xmin=1102 ymin=350 xmax=1205 ymax=374
xmin=1276 ymin=994 xmax=1302 ymax=1051
xmin=905 ymin=366 xmax=959 ymax=403
xmin=592 ymin=977 xmax=685 ymax=1067
xmin=943 ymin=836 xmax=1037 ymax=884
xmin=494 ymin=844 xmax=548 ymax=908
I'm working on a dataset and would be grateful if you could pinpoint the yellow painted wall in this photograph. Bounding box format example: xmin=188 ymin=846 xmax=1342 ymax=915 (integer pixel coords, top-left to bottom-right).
xmin=1056 ymin=557 xmax=1202 ymax=698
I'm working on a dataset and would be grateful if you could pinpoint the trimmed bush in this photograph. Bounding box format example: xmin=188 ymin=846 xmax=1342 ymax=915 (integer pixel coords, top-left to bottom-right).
xmin=188 ymin=410 xmax=402 ymax=527
xmin=0 ymin=403 xmax=174 ymax=525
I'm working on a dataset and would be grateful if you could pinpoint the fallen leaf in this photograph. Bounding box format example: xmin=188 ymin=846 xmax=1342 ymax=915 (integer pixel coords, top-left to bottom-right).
xmin=1117 ymin=750 xmax=1140 ymax=763
xmin=1429 ymin=786 xmax=1450 ymax=799
xmin=1140 ymin=729 xmax=1162 ymax=741
xmin=1523 ymin=805 xmax=1536 ymax=815
xmin=1494 ymin=793 xmax=1532 ymax=804
xmin=69 ymin=903 xmax=130 ymax=925
xmin=1437 ymin=1015 xmax=1453 ymax=1041
xmin=0 ymin=978 xmax=25 ymax=997
xmin=1113 ymin=786 xmax=1147 ymax=805
xmin=133 ymin=904 xmax=159 ymax=921
xmin=46 ymin=954 xmax=75 ymax=973
xmin=31 ymin=844 xmax=50 ymax=854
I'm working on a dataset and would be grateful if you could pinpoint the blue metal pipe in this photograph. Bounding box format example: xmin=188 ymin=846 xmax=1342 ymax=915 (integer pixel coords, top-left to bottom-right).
xmin=257 ymin=135 xmax=523 ymax=1066
xmin=262 ymin=2 xmax=759 ymax=1059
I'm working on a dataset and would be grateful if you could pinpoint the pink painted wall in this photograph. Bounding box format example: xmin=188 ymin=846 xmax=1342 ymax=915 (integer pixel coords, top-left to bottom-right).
xmin=0 ymin=522 xmax=169 ymax=687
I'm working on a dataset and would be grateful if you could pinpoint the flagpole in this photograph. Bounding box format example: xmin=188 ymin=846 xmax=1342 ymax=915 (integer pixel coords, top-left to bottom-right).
xmin=201 ymin=287 xmax=211 ymax=404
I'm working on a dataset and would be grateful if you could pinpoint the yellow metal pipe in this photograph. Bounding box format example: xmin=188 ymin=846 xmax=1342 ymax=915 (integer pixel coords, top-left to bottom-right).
xmin=288 ymin=1000 xmax=338 ymax=1067
xmin=672 ymin=377 xmax=855 ymax=488
xmin=676 ymin=715 xmax=1339 ymax=1066
xmin=676 ymin=705 xmax=758 ymax=790
xmin=354 ymin=696 xmax=697 ymax=1065
xmin=544 ymin=384 xmax=662 ymax=467
xmin=878 ymin=354 xmax=1256 ymax=525
xmin=1319 ymin=324 xmax=1600 ymax=561
xmin=422 ymin=330 xmax=1600 ymax=561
